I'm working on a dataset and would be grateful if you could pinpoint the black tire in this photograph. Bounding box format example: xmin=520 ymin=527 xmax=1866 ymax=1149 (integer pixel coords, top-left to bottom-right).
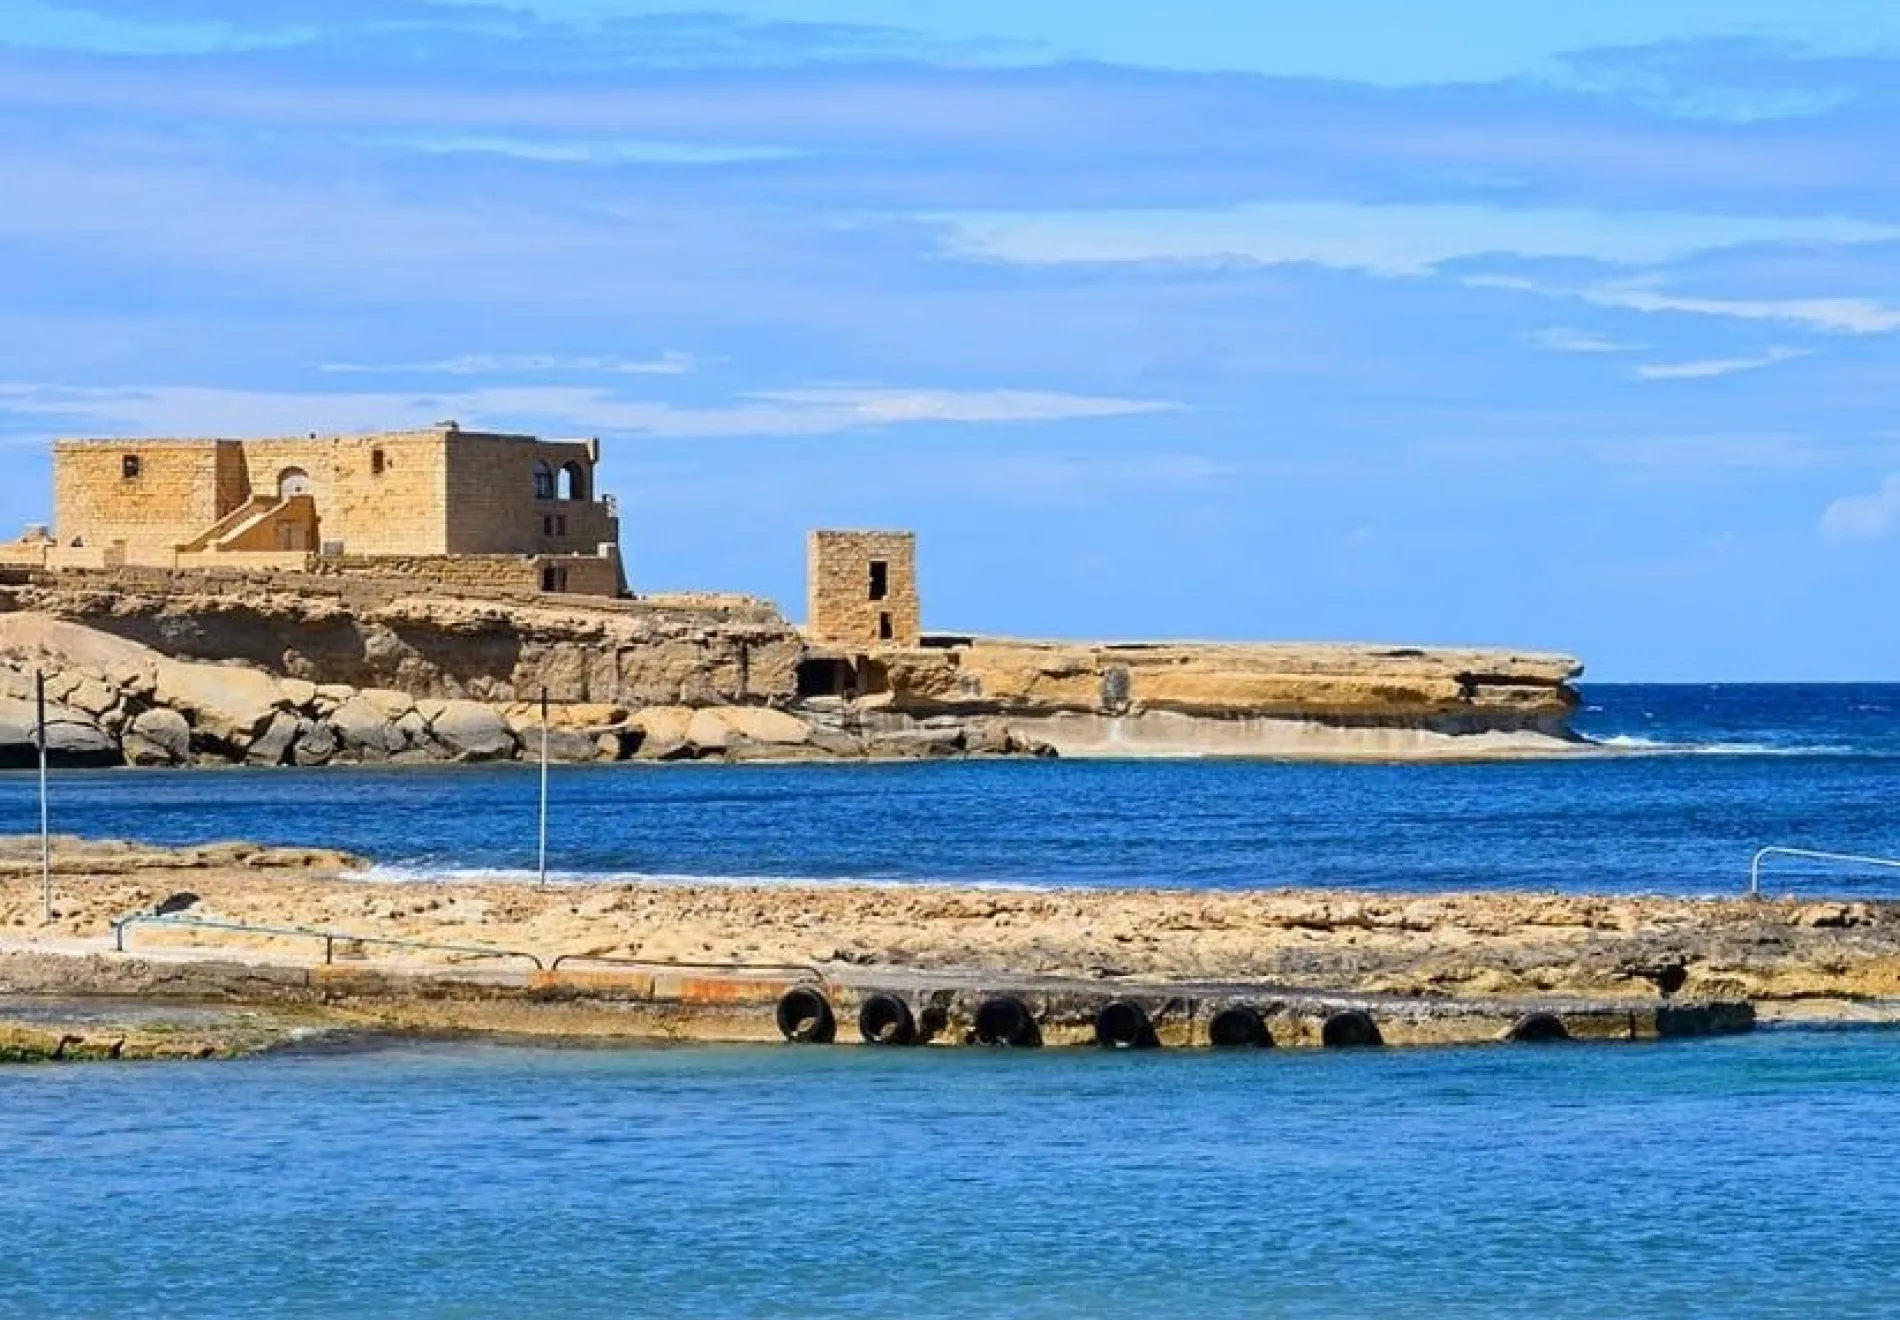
xmin=857 ymin=993 xmax=918 ymax=1047
xmin=1207 ymin=1004 xmax=1272 ymax=1049
xmin=972 ymin=995 xmax=1040 ymax=1048
xmin=1094 ymin=999 xmax=1158 ymax=1050
xmin=1507 ymin=1012 xmax=1571 ymax=1043
xmin=1321 ymin=1009 xmax=1382 ymax=1049
xmin=775 ymin=987 xmax=837 ymax=1044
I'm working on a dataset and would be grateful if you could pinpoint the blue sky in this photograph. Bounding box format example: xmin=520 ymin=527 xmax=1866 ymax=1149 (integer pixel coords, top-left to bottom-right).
xmin=4 ymin=2 xmax=1900 ymax=679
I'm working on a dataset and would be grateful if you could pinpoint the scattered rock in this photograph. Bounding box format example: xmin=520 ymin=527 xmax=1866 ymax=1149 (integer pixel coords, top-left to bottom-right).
xmin=246 ymin=711 xmax=301 ymax=767
xmin=428 ymin=700 xmax=516 ymax=762
xmin=123 ymin=708 xmax=190 ymax=767
xmin=153 ymin=659 xmax=285 ymax=747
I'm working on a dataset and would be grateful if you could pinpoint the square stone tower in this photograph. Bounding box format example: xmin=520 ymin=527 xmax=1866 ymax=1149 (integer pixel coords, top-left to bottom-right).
xmin=807 ymin=530 xmax=921 ymax=648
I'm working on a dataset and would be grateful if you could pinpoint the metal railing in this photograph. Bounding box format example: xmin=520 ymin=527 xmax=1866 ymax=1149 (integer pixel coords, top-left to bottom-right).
xmin=112 ymin=913 xmax=546 ymax=970
xmin=1748 ymin=846 xmax=1900 ymax=898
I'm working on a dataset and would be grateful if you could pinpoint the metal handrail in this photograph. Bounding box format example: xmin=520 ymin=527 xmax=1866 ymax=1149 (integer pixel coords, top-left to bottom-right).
xmin=112 ymin=912 xmax=546 ymax=970
xmin=548 ymin=952 xmax=826 ymax=982
xmin=1748 ymin=846 xmax=1900 ymax=898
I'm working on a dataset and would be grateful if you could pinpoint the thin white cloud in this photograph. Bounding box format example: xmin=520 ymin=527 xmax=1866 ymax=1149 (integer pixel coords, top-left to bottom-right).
xmin=320 ymin=352 xmax=705 ymax=377
xmin=1522 ymin=327 xmax=1642 ymax=354
xmin=0 ymin=381 xmax=1180 ymax=441
xmin=1634 ymin=347 xmax=1810 ymax=381
xmin=1822 ymin=475 xmax=1900 ymax=541
xmin=938 ymin=202 xmax=1900 ymax=276
xmin=1473 ymin=276 xmax=1900 ymax=335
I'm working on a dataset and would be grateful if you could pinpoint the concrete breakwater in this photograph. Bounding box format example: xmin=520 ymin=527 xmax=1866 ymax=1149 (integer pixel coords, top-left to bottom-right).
xmin=3 ymin=836 xmax=1898 ymax=1063
xmin=0 ymin=566 xmax=1587 ymax=766
xmin=0 ymin=944 xmax=1755 ymax=1061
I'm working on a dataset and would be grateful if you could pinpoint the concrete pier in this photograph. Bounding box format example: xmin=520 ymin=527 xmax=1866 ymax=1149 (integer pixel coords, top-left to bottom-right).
xmin=0 ymin=944 xmax=1755 ymax=1059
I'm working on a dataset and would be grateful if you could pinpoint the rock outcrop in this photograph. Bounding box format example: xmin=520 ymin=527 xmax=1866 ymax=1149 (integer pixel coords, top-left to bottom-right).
xmin=0 ymin=566 xmax=1589 ymax=766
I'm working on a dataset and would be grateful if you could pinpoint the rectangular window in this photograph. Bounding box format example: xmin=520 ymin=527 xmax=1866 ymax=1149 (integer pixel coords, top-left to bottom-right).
xmin=868 ymin=560 xmax=889 ymax=601
xmin=121 ymin=455 xmax=142 ymax=480
xmin=543 ymin=515 xmax=554 ymax=536
xmin=556 ymin=515 xmax=568 ymax=536
xmin=542 ymin=566 xmax=569 ymax=593
xmin=878 ymin=611 xmax=894 ymax=641
xmin=371 ymin=448 xmax=387 ymax=476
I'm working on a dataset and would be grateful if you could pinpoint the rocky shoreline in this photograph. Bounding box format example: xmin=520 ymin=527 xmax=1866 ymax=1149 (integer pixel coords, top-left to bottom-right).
xmin=4 ymin=837 xmax=1897 ymax=1008
xmin=0 ymin=565 xmax=1589 ymax=768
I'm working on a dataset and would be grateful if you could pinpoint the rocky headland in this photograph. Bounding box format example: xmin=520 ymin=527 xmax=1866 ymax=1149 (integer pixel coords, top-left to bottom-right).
xmin=0 ymin=565 xmax=1587 ymax=768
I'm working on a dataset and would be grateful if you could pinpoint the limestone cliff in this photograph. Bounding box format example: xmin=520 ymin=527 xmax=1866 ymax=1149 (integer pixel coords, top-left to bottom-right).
xmin=0 ymin=567 xmax=1588 ymax=765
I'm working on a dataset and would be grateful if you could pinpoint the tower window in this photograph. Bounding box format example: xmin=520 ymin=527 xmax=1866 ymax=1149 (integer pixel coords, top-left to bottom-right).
xmin=121 ymin=455 xmax=142 ymax=480
xmin=878 ymin=611 xmax=894 ymax=641
xmin=868 ymin=560 xmax=889 ymax=601
xmin=371 ymin=448 xmax=387 ymax=476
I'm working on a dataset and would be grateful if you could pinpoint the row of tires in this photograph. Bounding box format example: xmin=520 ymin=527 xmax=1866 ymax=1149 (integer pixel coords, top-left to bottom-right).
xmin=775 ymin=988 xmax=1576 ymax=1050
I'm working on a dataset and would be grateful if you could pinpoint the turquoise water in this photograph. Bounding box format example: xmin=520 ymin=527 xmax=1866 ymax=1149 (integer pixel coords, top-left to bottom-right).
xmin=5 ymin=1030 xmax=1900 ymax=1318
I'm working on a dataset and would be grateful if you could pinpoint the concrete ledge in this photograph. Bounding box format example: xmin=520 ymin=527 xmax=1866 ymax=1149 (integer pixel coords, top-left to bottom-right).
xmin=0 ymin=948 xmax=1755 ymax=1055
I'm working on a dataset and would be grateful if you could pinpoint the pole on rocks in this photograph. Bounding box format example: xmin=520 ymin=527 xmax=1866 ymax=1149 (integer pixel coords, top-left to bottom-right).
xmin=36 ymin=670 xmax=50 ymax=925
xmin=537 ymin=686 xmax=550 ymax=888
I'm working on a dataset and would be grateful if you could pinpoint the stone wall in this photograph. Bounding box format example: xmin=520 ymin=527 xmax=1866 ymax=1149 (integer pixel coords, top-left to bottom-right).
xmin=43 ymin=427 xmax=622 ymax=591
xmin=53 ymin=439 xmax=229 ymax=561
xmin=806 ymin=530 xmax=921 ymax=648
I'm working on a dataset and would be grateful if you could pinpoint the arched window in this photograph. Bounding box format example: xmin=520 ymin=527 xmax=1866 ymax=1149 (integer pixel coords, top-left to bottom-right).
xmin=278 ymin=467 xmax=311 ymax=498
xmin=558 ymin=462 xmax=588 ymax=502
xmin=533 ymin=461 xmax=556 ymax=500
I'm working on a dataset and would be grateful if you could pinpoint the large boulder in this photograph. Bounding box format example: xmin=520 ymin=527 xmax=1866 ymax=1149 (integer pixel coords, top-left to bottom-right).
xmin=124 ymin=708 xmax=190 ymax=767
xmin=328 ymin=695 xmax=401 ymax=760
xmin=685 ymin=709 xmax=731 ymax=753
xmin=154 ymin=659 xmax=286 ymax=749
xmin=246 ymin=711 xmax=302 ymax=766
xmin=718 ymin=707 xmax=814 ymax=747
xmin=428 ymin=701 xmax=516 ymax=761
xmin=0 ymin=696 xmax=119 ymax=767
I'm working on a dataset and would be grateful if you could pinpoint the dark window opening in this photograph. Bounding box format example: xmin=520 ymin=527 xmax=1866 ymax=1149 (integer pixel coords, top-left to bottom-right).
xmin=559 ymin=462 xmax=588 ymax=502
xmin=121 ymin=455 xmax=142 ymax=480
xmin=868 ymin=560 xmax=889 ymax=601
xmin=877 ymin=611 xmax=894 ymax=641
xmin=371 ymin=448 xmax=386 ymax=476
xmin=534 ymin=461 xmax=556 ymax=500
xmin=543 ymin=515 xmax=554 ymax=536
xmin=541 ymin=566 xmax=569 ymax=593
xmin=795 ymin=657 xmax=856 ymax=700
xmin=556 ymin=515 xmax=568 ymax=536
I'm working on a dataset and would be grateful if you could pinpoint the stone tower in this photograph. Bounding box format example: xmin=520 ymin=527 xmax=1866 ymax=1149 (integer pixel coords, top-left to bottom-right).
xmin=806 ymin=530 xmax=921 ymax=648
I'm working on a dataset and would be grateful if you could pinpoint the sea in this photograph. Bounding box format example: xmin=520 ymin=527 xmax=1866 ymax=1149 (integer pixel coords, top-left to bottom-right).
xmin=5 ymin=682 xmax=1900 ymax=1318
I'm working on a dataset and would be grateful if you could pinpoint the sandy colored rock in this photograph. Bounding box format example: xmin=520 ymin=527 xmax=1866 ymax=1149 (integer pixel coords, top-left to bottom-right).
xmin=153 ymin=659 xmax=285 ymax=747
xmin=3 ymin=835 xmax=1899 ymax=1014
xmin=428 ymin=700 xmax=515 ymax=761
xmin=124 ymin=707 xmax=190 ymax=766
xmin=718 ymin=707 xmax=813 ymax=746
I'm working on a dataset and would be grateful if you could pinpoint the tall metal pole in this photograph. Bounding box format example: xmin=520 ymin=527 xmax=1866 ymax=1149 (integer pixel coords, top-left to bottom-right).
xmin=537 ymin=686 xmax=550 ymax=888
xmin=36 ymin=670 xmax=50 ymax=925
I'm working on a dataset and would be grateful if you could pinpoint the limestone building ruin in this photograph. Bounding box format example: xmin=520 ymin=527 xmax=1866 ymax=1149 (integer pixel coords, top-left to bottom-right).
xmin=806 ymin=530 xmax=921 ymax=648
xmin=2 ymin=423 xmax=626 ymax=595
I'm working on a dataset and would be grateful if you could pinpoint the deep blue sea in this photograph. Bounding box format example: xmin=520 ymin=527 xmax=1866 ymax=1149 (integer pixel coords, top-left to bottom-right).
xmin=5 ymin=1031 xmax=1900 ymax=1318
xmin=8 ymin=683 xmax=1900 ymax=1318
xmin=5 ymin=684 xmax=1900 ymax=897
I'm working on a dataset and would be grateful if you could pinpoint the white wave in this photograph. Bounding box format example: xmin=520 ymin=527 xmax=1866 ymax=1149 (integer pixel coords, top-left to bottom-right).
xmin=342 ymin=864 xmax=1056 ymax=891
xmin=1583 ymin=734 xmax=1858 ymax=757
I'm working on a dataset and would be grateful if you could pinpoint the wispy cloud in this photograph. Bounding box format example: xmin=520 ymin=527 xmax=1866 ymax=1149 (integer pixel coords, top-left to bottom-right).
xmin=1821 ymin=475 xmax=1900 ymax=541
xmin=320 ymin=352 xmax=706 ymax=377
xmin=939 ymin=202 xmax=1900 ymax=276
xmin=1475 ymin=276 xmax=1900 ymax=335
xmin=1523 ymin=327 xmax=1642 ymax=354
xmin=1634 ymin=346 xmax=1809 ymax=380
xmin=0 ymin=381 xmax=1181 ymax=440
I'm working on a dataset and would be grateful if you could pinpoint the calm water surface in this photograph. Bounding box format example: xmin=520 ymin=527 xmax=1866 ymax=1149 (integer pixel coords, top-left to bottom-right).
xmin=4 ymin=1030 xmax=1899 ymax=1318
xmin=3 ymin=685 xmax=1900 ymax=895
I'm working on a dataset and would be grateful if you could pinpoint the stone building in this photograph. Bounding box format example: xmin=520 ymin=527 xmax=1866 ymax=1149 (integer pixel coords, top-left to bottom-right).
xmin=806 ymin=530 xmax=921 ymax=648
xmin=2 ymin=423 xmax=625 ymax=595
